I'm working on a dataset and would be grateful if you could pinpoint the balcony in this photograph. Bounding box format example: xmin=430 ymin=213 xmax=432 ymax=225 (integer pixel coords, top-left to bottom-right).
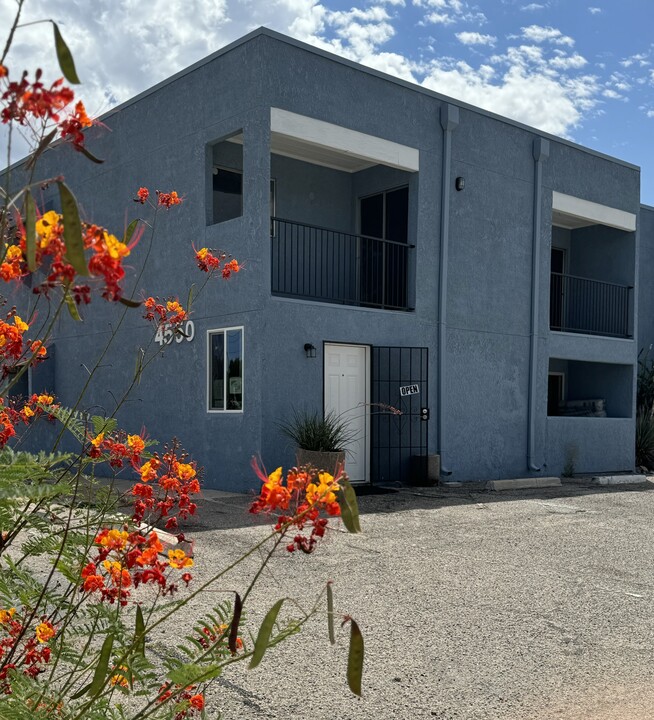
xmin=271 ymin=217 xmax=414 ymax=311
xmin=549 ymin=272 xmax=632 ymax=339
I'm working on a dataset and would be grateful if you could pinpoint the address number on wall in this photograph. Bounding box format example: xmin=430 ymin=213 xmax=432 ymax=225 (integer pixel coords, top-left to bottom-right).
xmin=155 ymin=320 xmax=195 ymax=346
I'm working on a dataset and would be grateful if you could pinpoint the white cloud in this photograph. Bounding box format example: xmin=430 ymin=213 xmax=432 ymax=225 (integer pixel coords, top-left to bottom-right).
xmin=521 ymin=3 xmax=545 ymax=10
xmin=588 ymin=6 xmax=602 ymax=14
xmin=456 ymin=31 xmax=496 ymax=46
xmin=603 ymin=89 xmax=622 ymax=99
xmin=620 ymin=52 xmax=650 ymax=68
xmin=608 ymin=72 xmax=632 ymax=92
xmin=421 ymin=62 xmax=592 ymax=136
xmin=521 ymin=25 xmax=575 ymax=46
xmin=0 ymin=0 xmax=609 ymax=161
xmin=550 ymin=52 xmax=587 ymax=70
xmin=420 ymin=40 xmax=600 ymax=137
xmin=0 ymin=0 xmax=239 ymax=161
xmin=413 ymin=0 xmax=486 ymax=27
xmin=423 ymin=11 xmax=456 ymax=24
xmin=647 ymin=110 xmax=654 ymax=118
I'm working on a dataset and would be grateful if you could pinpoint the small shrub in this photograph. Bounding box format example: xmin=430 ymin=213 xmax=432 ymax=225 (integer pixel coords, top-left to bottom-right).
xmin=277 ymin=408 xmax=357 ymax=452
xmin=638 ymin=349 xmax=654 ymax=411
xmin=636 ymin=407 xmax=654 ymax=469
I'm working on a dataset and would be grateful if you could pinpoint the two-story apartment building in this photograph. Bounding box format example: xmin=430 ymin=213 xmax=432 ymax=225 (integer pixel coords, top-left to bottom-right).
xmin=15 ymin=28 xmax=651 ymax=491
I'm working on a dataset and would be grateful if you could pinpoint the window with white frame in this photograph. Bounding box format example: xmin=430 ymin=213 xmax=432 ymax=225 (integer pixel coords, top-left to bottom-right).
xmin=208 ymin=327 xmax=243 ymax=412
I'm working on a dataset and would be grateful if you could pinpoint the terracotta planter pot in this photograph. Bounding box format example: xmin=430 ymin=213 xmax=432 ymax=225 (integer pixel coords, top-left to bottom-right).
xmin=295 ymin=448 xmax=346 ymax=476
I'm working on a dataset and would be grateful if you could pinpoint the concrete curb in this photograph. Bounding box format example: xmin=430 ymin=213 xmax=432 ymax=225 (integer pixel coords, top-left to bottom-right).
xmin=590 ymin=474 xmax=649 ymax=486
xmin=487 ymin=477 xmax=562 ymax=491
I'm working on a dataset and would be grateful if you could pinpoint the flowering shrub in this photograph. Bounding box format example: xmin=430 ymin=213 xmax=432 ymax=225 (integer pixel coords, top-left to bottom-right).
xmin=194 ymin=246 xmax=241 ymax=278
xmin=0 ymin=7 xmax=363 ymax=719
xmin=250 ymin=460 xmax=352 ymax=553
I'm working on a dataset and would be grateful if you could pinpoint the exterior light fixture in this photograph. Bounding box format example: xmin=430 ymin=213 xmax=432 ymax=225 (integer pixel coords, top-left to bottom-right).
xmin=304 ymin=343 xmax=317 ymax=359
xmin=455 ymin=177 xmax=465 ymax=191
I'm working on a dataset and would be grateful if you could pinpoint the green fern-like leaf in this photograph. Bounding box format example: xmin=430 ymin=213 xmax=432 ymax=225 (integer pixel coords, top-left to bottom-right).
xmin=47 ymin=405 xmax=89 ymax=444
xmin=166 ymin=661 xmax=223 ymax=686
xmin=91 ymin=415 xmax=118 ymax=437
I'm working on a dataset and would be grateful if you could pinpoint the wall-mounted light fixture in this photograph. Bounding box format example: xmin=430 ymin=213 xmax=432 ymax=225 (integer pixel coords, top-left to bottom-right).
xmin=304 ymin=343 xmax=317 ymax=359
xmin=455 ymin=176 xmax=465 ymax=191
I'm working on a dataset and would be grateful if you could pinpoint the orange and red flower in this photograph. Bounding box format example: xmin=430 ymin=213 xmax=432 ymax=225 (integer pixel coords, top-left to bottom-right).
xmin=143 ymin=297 xmax=188 ymax=331
xmin=0 ymin=69 xmax=74 ymax=125
xmin=250 ymin=460 xmax=343 ymax=554
xmin=167 ymin=549 xmax=193 ymax=570
xmin=20 ymin=210 xmax=140 ymax=303
xmin=194 ymin=246 xmax=241 ymax=279
xmin=34 ymin=621 xmax=56 ymax=644
xmin=189 ymin=694 xmax=204 ymax=711
xmin=58 ymin=100 xmax=93 ymax=152
xmin=135 ymin=187 xmax=149 ymax=204
xmin=0 ymin=244 xmax=24 ymax=281
xmin=156 ymin=190 xmax=182 ymax=208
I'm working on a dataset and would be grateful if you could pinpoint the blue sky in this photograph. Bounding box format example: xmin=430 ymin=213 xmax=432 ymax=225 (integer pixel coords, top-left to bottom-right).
xmin=2 ymin=0 xmax=654 ymax=203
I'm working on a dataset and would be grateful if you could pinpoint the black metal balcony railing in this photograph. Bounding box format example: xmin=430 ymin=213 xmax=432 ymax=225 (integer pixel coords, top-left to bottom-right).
xmin=271 ymin=217 xmax=413 ymax=311
xmin=550 ymin=272 xmax=632 ymax=339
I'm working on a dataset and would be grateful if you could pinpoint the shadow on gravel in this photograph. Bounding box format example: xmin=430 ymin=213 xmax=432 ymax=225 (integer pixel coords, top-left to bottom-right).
xmin=356 ymin=477 xmax=654 ymax=515
xmin=95 ymin=472 xmax=654 ymax=532
xmin=176 ymin=477 xmax=654 ymax=533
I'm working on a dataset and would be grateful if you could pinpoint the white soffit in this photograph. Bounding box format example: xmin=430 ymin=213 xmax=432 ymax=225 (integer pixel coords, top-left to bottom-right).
xmin=270 ymin=108 xmax=419 ymax=173
xmin=552 ymin=191 xmax=636 ymax=232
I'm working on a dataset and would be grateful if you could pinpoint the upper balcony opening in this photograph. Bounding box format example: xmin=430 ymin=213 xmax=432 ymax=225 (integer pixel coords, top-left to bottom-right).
xmin=268 ymin=109 xmax=419 ymax=312
xmin=550 ymin=192 xmax=636 ymax=339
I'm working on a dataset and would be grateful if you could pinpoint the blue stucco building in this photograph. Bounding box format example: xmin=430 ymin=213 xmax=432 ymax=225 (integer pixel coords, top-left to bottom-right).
xmin=15 ymin=28 xmax=654 ymax=491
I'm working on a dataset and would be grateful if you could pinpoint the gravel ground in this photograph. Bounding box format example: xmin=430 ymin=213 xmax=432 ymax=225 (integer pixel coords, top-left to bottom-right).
xmin=149 ymin=479 xmax=654 ymax=720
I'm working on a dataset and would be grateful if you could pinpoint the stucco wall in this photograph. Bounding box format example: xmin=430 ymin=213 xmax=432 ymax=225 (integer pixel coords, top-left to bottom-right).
xmin=11 ymin=29 xmax=644 ymax=489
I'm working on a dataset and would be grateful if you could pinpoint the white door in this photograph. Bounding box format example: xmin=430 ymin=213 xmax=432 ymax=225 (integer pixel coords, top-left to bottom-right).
xmin=324 ymin=343 xmax=370 ymax=484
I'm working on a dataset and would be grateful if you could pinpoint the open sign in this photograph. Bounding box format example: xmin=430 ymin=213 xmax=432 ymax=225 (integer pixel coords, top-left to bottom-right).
xmin=400 ymin=384 xmax=419 ymax=397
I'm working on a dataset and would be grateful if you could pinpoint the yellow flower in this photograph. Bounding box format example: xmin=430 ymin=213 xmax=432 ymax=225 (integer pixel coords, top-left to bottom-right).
xmin=103 ymin=231 xmax=130 ymax=259
xmin=174 ymin=462 xmax=195 ymax=481
xmin=127 ymin=434 xmax=145 ymax=454
xmin=264 ymin=467 xmax=283 ymax=490
xmin=168 ymin=549 xmax=193 ymax=569
xmin=110 ymin=673 xmax=129 ymax=688
xmin=36 ymin=394 xmax=54 ymax=405
xmin=306 ymin=472 xmax=339 ymax=506
xmin=5 ymin=245 xmax=21 ymax=261
xmin=22 ymin=406 xmax=35 ymax=418
xmin=102 ymin=560 xmax=131 ymax=587
xmin=98 ymin=528 xmax=129 ymax=551
xmin=35 ymin=620 xmax=56 ymax=643
xmin=13 ymin=315 xmax=28 ymax=333
xmin=139 ymin=460 xmax=158 ymax=482
xmin=0 ymin=607 xmax=15 ymax=624
xmin=91 ymin=431 xmax=104 ymax=448
xmin=35 ymin=211 xmax=62 ymax=241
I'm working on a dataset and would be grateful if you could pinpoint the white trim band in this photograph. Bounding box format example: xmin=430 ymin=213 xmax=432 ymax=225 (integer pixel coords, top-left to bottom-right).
xmin=270 ymin=108 xmax=419 ymax=172
xmin=552 ymin=191 xmax=636 ymax=232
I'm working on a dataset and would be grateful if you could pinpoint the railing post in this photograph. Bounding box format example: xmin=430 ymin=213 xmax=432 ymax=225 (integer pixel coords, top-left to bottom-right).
xmin=381 ymin=240 xmax=387 ymax=309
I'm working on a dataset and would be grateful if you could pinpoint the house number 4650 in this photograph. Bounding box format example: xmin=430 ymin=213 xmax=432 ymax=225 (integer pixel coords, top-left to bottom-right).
xmin=155 ymin=320 xmax=195 ymax=346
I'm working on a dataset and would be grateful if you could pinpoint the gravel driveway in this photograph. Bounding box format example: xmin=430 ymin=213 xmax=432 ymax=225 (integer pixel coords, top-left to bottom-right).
xmin=166 ymin=479 xmax=654 ymax=719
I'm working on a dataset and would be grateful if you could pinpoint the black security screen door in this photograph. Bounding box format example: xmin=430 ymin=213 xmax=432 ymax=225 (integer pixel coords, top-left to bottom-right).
xmin=371 ymin=347 xmax=428 ymax=484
